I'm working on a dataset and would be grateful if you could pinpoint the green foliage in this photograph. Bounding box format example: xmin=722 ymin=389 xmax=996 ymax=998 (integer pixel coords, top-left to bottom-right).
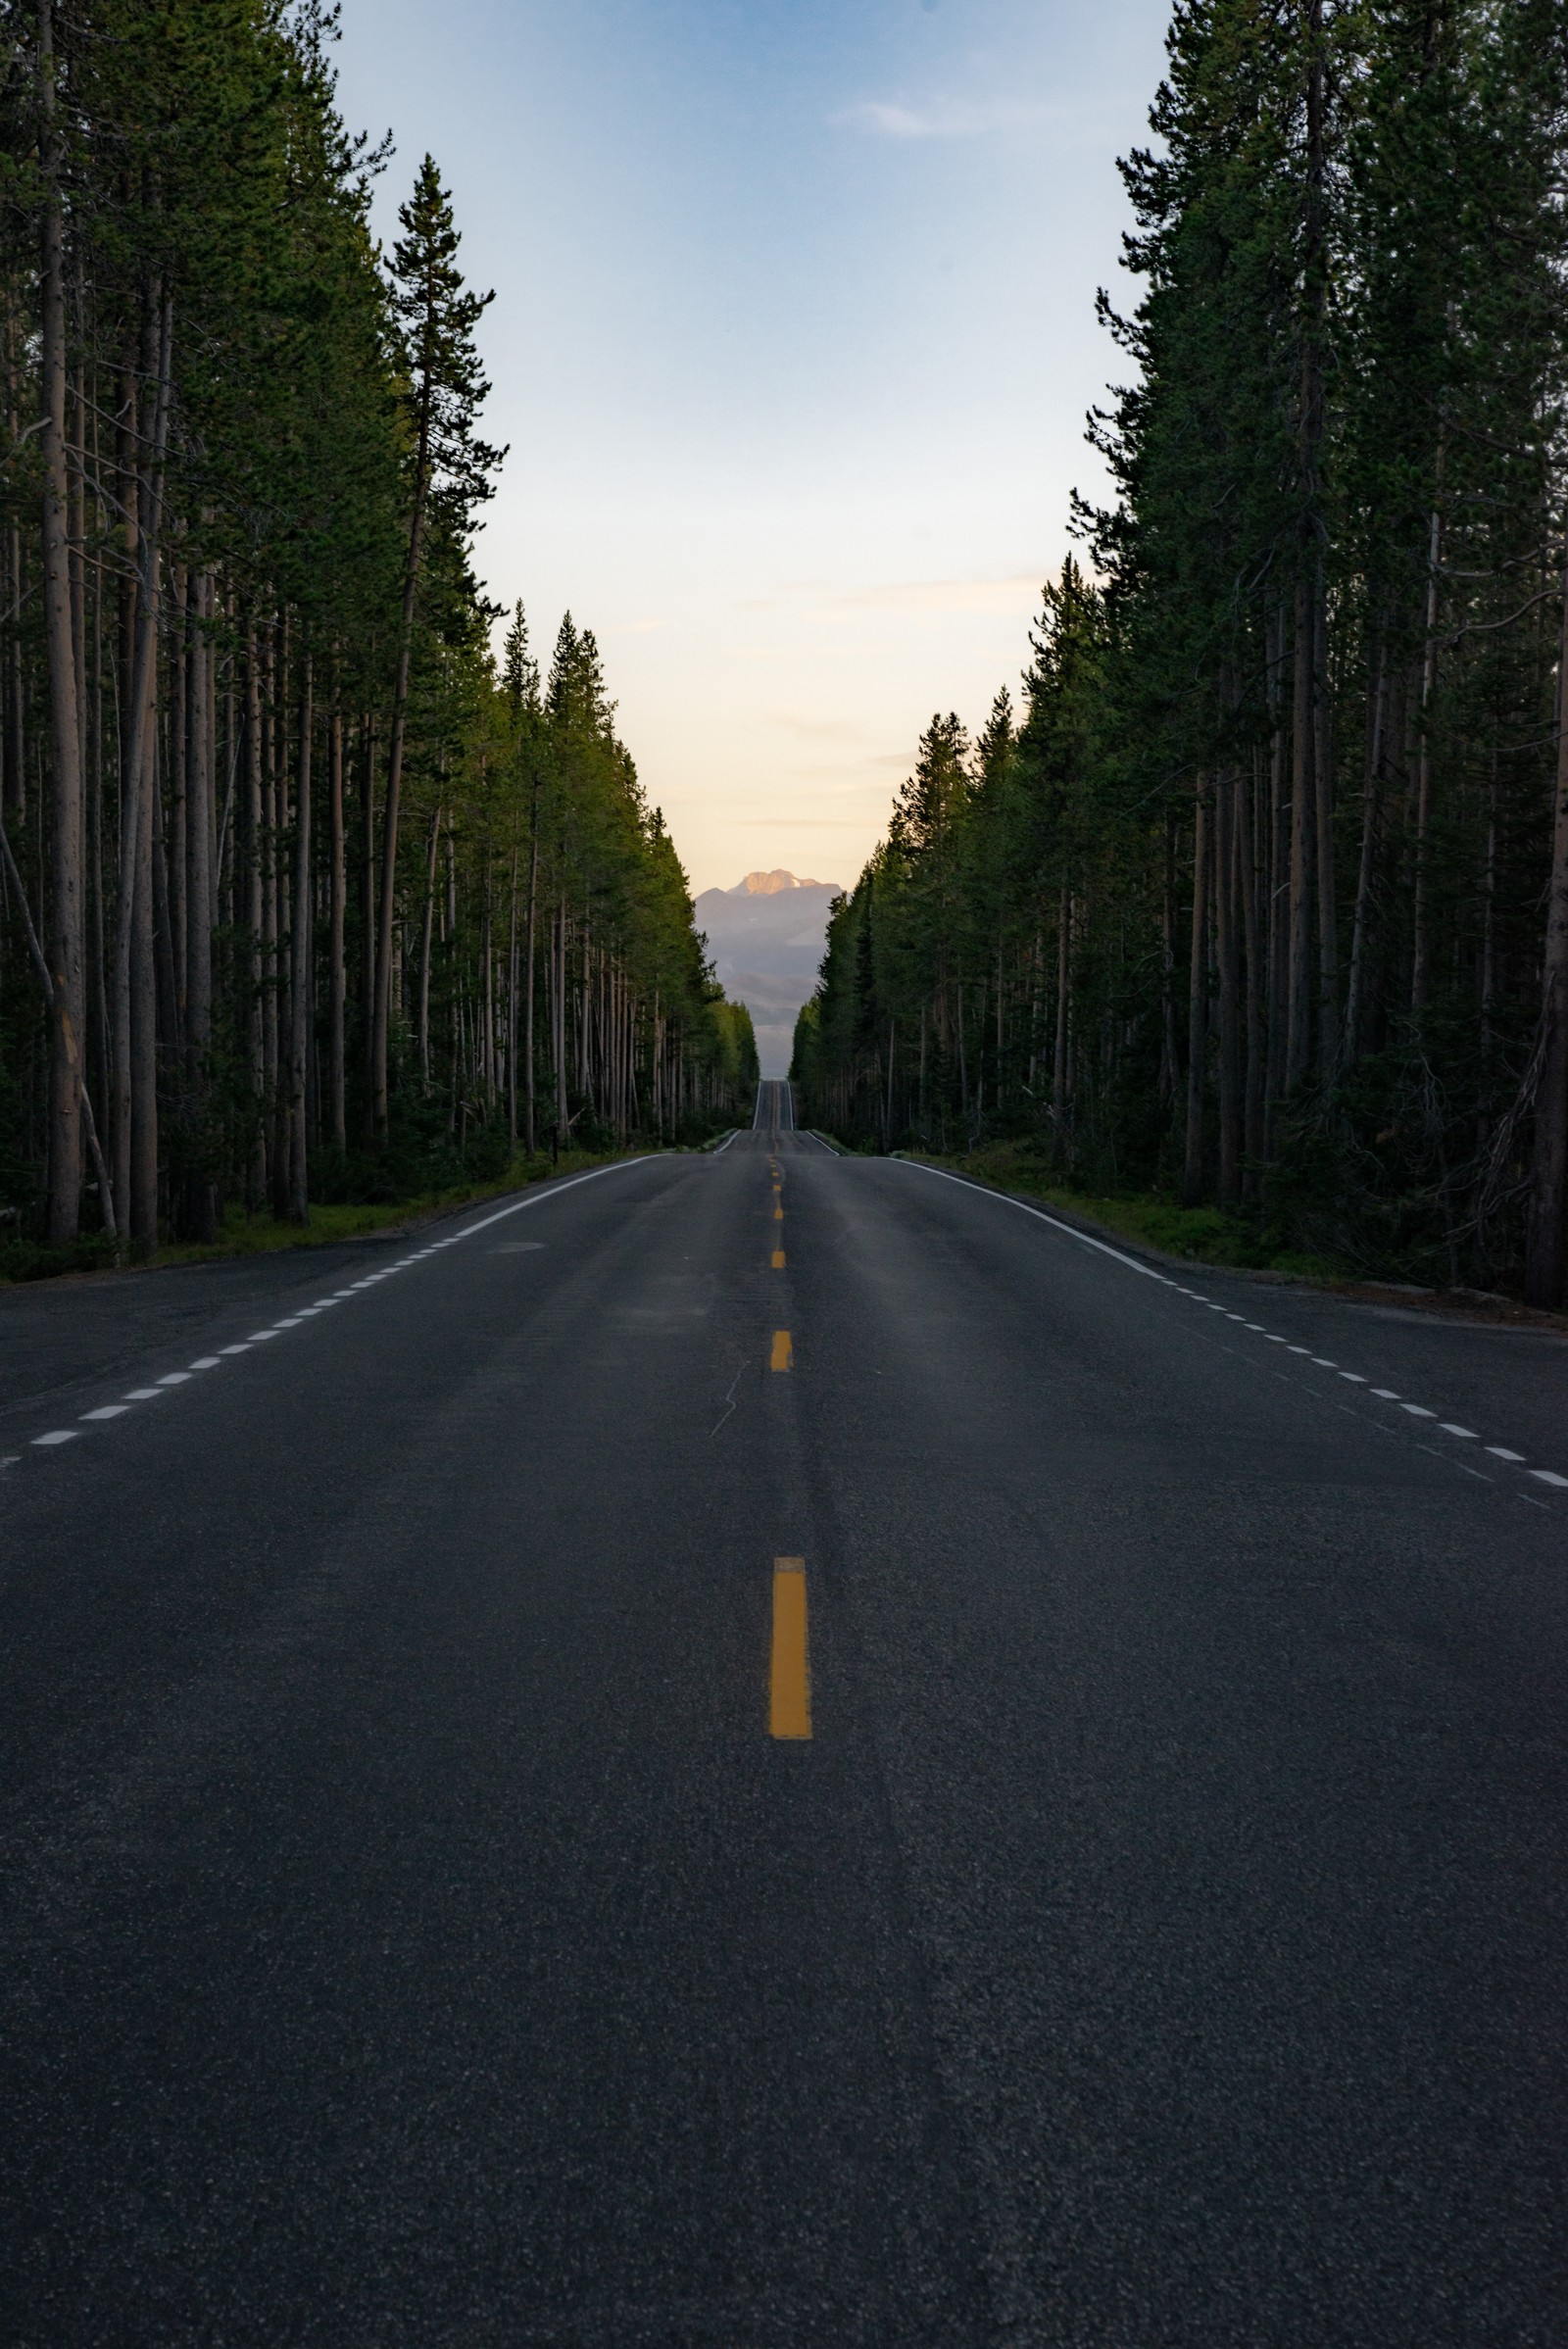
xmin=797 ymin=2 xmax=1568 ymax=1296
xmin=0 ymin=0 xmax=751 ymax=1263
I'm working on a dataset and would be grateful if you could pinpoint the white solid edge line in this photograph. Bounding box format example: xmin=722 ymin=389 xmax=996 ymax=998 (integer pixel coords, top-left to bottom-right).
xmin=886 ymin=1166 xmax=1522 ymax=1466
xmin=891 ymin=1159 xmax=1172 ymax=1285
xmin=453 ymin=1156 xmax=657 ymax=1241
xmin=22 ymin=1166 xmax=664 ymax=1453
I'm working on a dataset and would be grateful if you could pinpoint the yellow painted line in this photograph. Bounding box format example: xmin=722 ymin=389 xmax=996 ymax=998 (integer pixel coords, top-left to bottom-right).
xmin=769 ymin=1560 xmax=810 ymax=1738
xmin=771 ymin=1248 xmax=785 ymax=1269
xmin=773 ymin=1203 xmax=784 ymax=1221
xmin=770 ymin=1329 xmax=792 ymax=1371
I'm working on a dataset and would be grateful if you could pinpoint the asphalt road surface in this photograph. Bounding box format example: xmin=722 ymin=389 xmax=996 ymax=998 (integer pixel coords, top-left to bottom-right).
xmin=2 ymin=1082 xmax=1565 ymax=2346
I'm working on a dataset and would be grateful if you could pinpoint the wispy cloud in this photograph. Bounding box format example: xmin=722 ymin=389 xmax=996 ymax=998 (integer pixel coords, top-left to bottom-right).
xmin=749 ymin=575 xmax=1046 ymax=624
xmin=819 ymin=574 xmax=1044 ymax=619
xmin=832 ymin=96 xmax=1060 ymax=140
xmin=768 ymin=711 xmax=879 ymax=744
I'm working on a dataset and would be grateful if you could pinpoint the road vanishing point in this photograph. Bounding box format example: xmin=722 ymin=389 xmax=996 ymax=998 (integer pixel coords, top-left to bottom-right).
xmin=1 ymin=1078 xmax=1564 ymax=2345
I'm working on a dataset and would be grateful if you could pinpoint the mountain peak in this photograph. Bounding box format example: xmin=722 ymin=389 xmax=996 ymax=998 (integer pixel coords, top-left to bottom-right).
xmin=738 ymin=869 xmax=820 ymax=896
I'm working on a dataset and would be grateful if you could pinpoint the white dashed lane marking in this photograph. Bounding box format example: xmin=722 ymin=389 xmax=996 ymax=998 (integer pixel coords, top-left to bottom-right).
xmin=10 ymin=1158 xmax=656 ymax=1465
xmin=894 ymin=1159 xmax=1568 ymax=1503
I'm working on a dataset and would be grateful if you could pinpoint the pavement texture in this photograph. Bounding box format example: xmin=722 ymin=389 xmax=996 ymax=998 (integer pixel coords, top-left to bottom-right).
xmin=0 ymin=1081 xmax=1563 ymax=2346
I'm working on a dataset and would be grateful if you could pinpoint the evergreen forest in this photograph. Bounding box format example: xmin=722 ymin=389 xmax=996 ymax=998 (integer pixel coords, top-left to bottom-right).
xmin=0 ymin=1 xmax=756 ymax=1276
xmin=793 ymin=0 xmax=1568 ymax=1303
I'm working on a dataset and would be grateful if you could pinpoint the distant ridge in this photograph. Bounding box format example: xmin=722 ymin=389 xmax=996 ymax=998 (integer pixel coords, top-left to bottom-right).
xmin=736 ymin=869 xmax=827 ymax=896
xmin=694 ymin=871 xmax=844 ymax=1077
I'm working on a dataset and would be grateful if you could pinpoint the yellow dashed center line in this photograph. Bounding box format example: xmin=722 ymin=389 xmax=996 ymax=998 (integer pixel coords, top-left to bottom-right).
xmin=769 ymin=1560 xmax=810 ymax=1739
xmin=770 ymin=1329 xmax=793 ymax=1371
xmin=771 ymin=1248 xmax=786 ymax=1269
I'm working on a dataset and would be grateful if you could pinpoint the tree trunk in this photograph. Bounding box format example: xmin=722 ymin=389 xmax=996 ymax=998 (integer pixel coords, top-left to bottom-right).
xmin=1524 ymin=558 xmax=1568 ymax=1305
xmin=371 ymin=373 xmax=435 ymax=1142
xmin=1344 ymin=632 xmax=1387 ymax=1068
xmin=361 ymin=713 xmax=377 ymax=1102
xmin=1312 ymin=576 xmax=1338 ymax=1060
xmin=1286 ymin=578 xmax=1316 ymax=1093
xmin=112 ymin=285 xmax=172 ymax=1256
xmin=1183 ymin=785 xmax=1210 ymax=1203
xmin=554 ymin=897 xmax=567 ymax=1133
xmin=523 ymin=778 xmax=540 ymax=1150
xmin=184 ymin=563 xmax=216 ymax=1240
xmin=264 ymin=628 xmax=284 ymax=1214
xmin=417 ymin=807 xmax=439 ymax=1087
xmin=287 ymin=653 xmax=312 ymax=1223
xmin=1215 ymin=769 xmax=1242 ymax=1205
xmin=507 ymin=845 xmax=518 ymax=1147
xmin=1159 ymin=809 xmax=1180 ymax=1105
xmin=130 ymin=706 xmax=158 ymax=1253
xmin=1262 ymin=606 xmax=1289 ymax=1148
xmin=244 ymin=626 xmax=266 ymax=1203
xmin=1288 ymin=3 xmax=1326 ymax=1094
xmin=39 ymin=0 xmax=85 ymax=1246
xmin=1239 ymin=750 xmax=1265 ymax=1182
xmin=1409 ymin=503 xmax=1443 ymax=1014
xmin=1052 ymin=885 xmax=1070 ymax=1138
xmin=327 ymin=703 xmax=346 ymax=1149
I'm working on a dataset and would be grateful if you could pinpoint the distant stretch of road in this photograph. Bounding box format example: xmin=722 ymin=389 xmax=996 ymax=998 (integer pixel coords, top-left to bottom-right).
xmin=1 ymin=1088 xmax=1564 ymax=2344
xmin=753 ymin=1073 xmax=797 ymax=1132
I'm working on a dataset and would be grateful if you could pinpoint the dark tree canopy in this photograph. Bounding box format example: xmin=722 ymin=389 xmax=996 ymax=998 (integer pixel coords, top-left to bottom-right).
xmin=0 ymin=0 xmax=753 ymax=1272
xmin=796 ymin=0 xmax=1568 ymax=1298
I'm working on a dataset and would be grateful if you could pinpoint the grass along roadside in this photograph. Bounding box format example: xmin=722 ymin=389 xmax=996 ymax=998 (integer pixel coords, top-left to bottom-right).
xmin=889 ymin=1142 xmax=1568 ymax=1328
xmin=1 ymin=1147 xmax=653 ymax=1286
xmin=894 ymin=1143 xmax=1338 ymax=1277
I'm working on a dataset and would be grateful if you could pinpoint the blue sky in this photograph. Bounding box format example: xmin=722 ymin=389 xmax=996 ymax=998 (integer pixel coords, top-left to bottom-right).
xmin=333 ymin=0 xmax=1173 ymax=894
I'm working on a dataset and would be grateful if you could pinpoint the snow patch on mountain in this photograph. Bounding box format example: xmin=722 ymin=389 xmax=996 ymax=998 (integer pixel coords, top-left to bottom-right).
xmin=695 ymin=871 xmax=843 ymax=1078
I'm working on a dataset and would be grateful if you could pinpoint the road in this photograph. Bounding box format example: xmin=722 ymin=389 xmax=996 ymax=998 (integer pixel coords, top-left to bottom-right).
xmin=1 ymin=1080 xmax=1564 ymax=2346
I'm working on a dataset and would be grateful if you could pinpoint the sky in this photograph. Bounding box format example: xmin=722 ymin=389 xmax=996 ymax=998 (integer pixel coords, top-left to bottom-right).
xmin=331 ymin=0 xmax=1174 ymax=898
